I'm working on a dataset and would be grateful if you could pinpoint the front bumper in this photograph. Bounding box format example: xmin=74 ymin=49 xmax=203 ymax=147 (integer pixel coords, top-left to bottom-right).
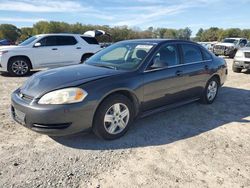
xmin=0 ymin=54 xmax=8 ymax=72
xmin=213 ymin=48 xmax=235 ymax=56
xmin=11 ymin=89 xmax=95 ymax=136
xmin=233 ymin=60 xmax=250 ymax=69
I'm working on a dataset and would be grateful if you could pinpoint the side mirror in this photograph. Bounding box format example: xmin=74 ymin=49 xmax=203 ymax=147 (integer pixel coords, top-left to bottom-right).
xmin=34 ymin=42 xmax=41 ymax=47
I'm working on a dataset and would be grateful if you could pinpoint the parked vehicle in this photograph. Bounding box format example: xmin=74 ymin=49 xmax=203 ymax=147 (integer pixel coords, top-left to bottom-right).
xmin=11 ymin=39 xmax=227 ymax=140
xmin=198 ymin=42 xmax=216 ymax=52
xmin=0 ymin=39 xmax=14 ymax=46
xmin=213 ymin=38 xmax=248 ymax=58
xmin=0 ymin=33 xmax=103 ymax=76
xmin=233 ymin=42 xmax=250 ymax=72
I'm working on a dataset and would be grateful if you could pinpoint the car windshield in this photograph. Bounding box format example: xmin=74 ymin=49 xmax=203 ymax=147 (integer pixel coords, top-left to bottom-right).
xmin=19 ymin=36 xmax=38 ymax=46
xmin=85 ymin=42 xmax=155 ymax=70
xmin=246 ymin=42 xmax=250 ymax=47
xmin=222 ymin=39 xmax=239 ymax=44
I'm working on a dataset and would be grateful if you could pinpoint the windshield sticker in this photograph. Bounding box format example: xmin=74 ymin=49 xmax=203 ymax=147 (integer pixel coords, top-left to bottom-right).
xmin=135 ymin=45 xmax=153 ymax=50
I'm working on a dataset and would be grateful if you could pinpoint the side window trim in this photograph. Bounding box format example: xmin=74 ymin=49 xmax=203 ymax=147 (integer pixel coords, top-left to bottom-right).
xmin=36 ymin=36 xmax=78 ymax=47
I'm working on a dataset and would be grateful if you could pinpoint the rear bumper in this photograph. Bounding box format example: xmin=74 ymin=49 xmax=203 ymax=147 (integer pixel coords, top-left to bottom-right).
xmin=11 ymin=89 xmax=95 ymax=136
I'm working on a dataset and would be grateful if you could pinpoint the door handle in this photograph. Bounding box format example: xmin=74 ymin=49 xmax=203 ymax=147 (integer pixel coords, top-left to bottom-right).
xmin=76 ymin=47 xmax=81 ymax=49
xmin=175 ymin=70 xmax=183 ymax=76
xmin=52 ymin=48 xmax=58 ymax=50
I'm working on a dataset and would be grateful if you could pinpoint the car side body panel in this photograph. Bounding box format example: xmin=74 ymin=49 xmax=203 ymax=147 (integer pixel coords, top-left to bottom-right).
xmin=10 ymin=39 xmax=227 ymax=136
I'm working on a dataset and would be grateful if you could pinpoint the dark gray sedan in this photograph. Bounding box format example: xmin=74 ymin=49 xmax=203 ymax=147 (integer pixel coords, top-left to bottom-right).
xmin=11 ymin=39 xmax=227 ymax=140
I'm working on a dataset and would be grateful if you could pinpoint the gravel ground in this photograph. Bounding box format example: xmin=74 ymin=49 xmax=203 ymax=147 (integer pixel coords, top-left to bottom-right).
xmin=0 ymin=59 xmax=250 ymax=188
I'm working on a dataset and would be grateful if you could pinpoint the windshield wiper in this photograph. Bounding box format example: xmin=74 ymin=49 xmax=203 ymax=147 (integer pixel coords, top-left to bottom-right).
xmin=93 ymin=64 xmax=117 ymax=70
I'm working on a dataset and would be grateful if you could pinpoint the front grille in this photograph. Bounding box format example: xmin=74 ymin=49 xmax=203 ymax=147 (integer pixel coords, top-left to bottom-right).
xmin=244 ymin=52 xmax=250 ymax=58
xmin=214 ymin=45 xmax=225 ymax=50
xmin=32 ymin=123 xmax=71 ymax=129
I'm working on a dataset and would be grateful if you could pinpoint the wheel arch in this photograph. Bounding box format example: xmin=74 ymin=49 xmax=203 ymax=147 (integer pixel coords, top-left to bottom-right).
xmin=92 ymin=89 xmax=140 ymax=125
xmin=81 ymin=53 xmax=94 ymax=62
xmin=7 ymin=55 xmax=33 ymax=70
xmin=210 ymin=74 xmax=221 ymax=86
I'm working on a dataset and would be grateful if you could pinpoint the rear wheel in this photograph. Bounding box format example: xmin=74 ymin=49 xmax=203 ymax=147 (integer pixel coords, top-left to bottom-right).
xmin=200 ymin=77 xmax=219 ymax=104
xmin=93 ymin=94 xmax=134 ymax=140
xmin=80 ymin=54 xmax=93 ymax=63
xmin=8 ymin=57 xmax=31 ymax=76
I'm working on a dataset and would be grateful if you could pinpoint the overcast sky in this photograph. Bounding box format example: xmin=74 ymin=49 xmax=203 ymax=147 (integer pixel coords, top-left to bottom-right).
xmin=0 ymin=0 xmax=250 ymax=35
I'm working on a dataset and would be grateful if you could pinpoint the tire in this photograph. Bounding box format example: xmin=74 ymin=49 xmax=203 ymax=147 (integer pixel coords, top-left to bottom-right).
xmin=80 ymin=54 xmax=93 ymax=63
xmin=200 ymin=77 xmax=219 ymax=104
xmin=8 ymin=57 xmax=31 ymax=76
xmin=229 ymin=50 xmax=236 ymax=58
xmin=93 ymin=94 xmax=135 ymax=140
xmin=232 ymin=66 xmax=242 ymax=73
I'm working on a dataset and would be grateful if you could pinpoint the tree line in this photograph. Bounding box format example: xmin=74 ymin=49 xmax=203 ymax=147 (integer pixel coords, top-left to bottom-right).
xmin=0 ymin=21 xmax=192 ymax=43
xmin=195 ymin=27 xmax=250 ymax=42
xmin=0 ymin=21 xmax=250 ymax=43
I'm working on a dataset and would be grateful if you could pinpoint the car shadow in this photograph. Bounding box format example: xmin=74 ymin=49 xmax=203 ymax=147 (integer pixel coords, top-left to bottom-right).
xmin=51 ymin=86 xmax=250 ymax=150
xmin=0 ymin=71 xmax=39 ymax=77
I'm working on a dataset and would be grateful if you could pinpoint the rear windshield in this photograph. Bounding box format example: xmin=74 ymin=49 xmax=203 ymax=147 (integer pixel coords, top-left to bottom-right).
xmin=81 ymin=36 xmax=99 ymax=44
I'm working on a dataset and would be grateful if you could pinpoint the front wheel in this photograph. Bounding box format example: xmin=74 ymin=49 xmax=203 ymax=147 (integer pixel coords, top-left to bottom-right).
xmin=93 ymin=94 xmax=134 ymax=140
xmin=232 ymin=66 xmax=242 ymax=73
xmin=8 ymin=57 xmax=31 ymax=76
xmin=200 ymin=77 xmax=219 ymax=104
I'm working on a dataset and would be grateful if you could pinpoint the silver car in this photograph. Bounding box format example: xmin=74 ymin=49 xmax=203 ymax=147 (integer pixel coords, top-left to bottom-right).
xmin=233 ymin=42 xmax=250 ymax=72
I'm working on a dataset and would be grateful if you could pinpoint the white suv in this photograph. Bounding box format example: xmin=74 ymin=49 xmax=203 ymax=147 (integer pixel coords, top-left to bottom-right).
xmin=0 ymin=33 xmax=102 ymax=76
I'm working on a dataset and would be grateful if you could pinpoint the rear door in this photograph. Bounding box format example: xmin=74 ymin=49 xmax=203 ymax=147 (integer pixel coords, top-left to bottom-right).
xmin=55 ymin=36 xmax=81 ymax=65
xmin=177 ymin=43 xmax=211 ymax=99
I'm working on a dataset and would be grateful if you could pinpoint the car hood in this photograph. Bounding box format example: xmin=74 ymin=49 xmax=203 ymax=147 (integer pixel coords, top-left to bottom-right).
xmin=0 ymin=45 xmax=24 ymax=51
xmin=20 ymin=64 xmax=122 ymax=98
xmin=215 ymin=42 xmax=235 ymax=47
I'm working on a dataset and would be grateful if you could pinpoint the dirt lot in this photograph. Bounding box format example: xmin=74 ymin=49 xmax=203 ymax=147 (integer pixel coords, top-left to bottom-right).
xmin=0 ymin=59 xmax=250 ymax=188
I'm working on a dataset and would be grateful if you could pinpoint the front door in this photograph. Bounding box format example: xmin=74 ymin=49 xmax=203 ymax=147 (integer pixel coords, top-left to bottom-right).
xmin=142 ymin=43 xmax=188 ymax=111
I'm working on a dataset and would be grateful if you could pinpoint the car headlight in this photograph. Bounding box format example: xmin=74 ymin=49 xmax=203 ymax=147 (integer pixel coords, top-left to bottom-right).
xmin=38 ymin=88 xmax=88 ymax=104
xmin=235 ymin=50 xmax=244 ymax=58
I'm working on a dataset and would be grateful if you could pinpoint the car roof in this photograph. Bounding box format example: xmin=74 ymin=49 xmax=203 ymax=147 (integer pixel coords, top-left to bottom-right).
xmin=118 ymin=39 xmax=197 ymax=45
xmin=36 ymin=33 xmax=94 ymax=38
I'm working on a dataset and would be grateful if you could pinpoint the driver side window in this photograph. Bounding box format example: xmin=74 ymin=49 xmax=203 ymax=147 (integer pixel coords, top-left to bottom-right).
xmin=148 ymin=44 xmax=179 ymax=69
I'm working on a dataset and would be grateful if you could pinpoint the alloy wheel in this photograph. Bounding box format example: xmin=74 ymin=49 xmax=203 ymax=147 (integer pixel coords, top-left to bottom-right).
xmin=104 ymin=103 xmax=130 ymax=135
xmin=11 ymin=60 xmax=29 ymax=76
xmin=207 ymin=80 xmax=218 ymax=101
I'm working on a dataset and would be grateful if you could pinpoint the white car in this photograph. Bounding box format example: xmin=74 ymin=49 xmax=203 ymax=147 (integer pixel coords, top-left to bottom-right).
xmin=0 ymin=33 xmax=102 ymax=76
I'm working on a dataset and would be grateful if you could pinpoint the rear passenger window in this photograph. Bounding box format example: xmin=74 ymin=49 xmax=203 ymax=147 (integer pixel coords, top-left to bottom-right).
xmin=149 ymin=44 xmax=179 ymax=69
xmin=57 ymin=36 xmax=77 ymax=45
xmin=201 ymin=48 xmax=212 ymax=60
xmin=81 ymin=36 xmax=99 ymax=44
xmin=181 ymin=44 xmax=203 ymax=64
